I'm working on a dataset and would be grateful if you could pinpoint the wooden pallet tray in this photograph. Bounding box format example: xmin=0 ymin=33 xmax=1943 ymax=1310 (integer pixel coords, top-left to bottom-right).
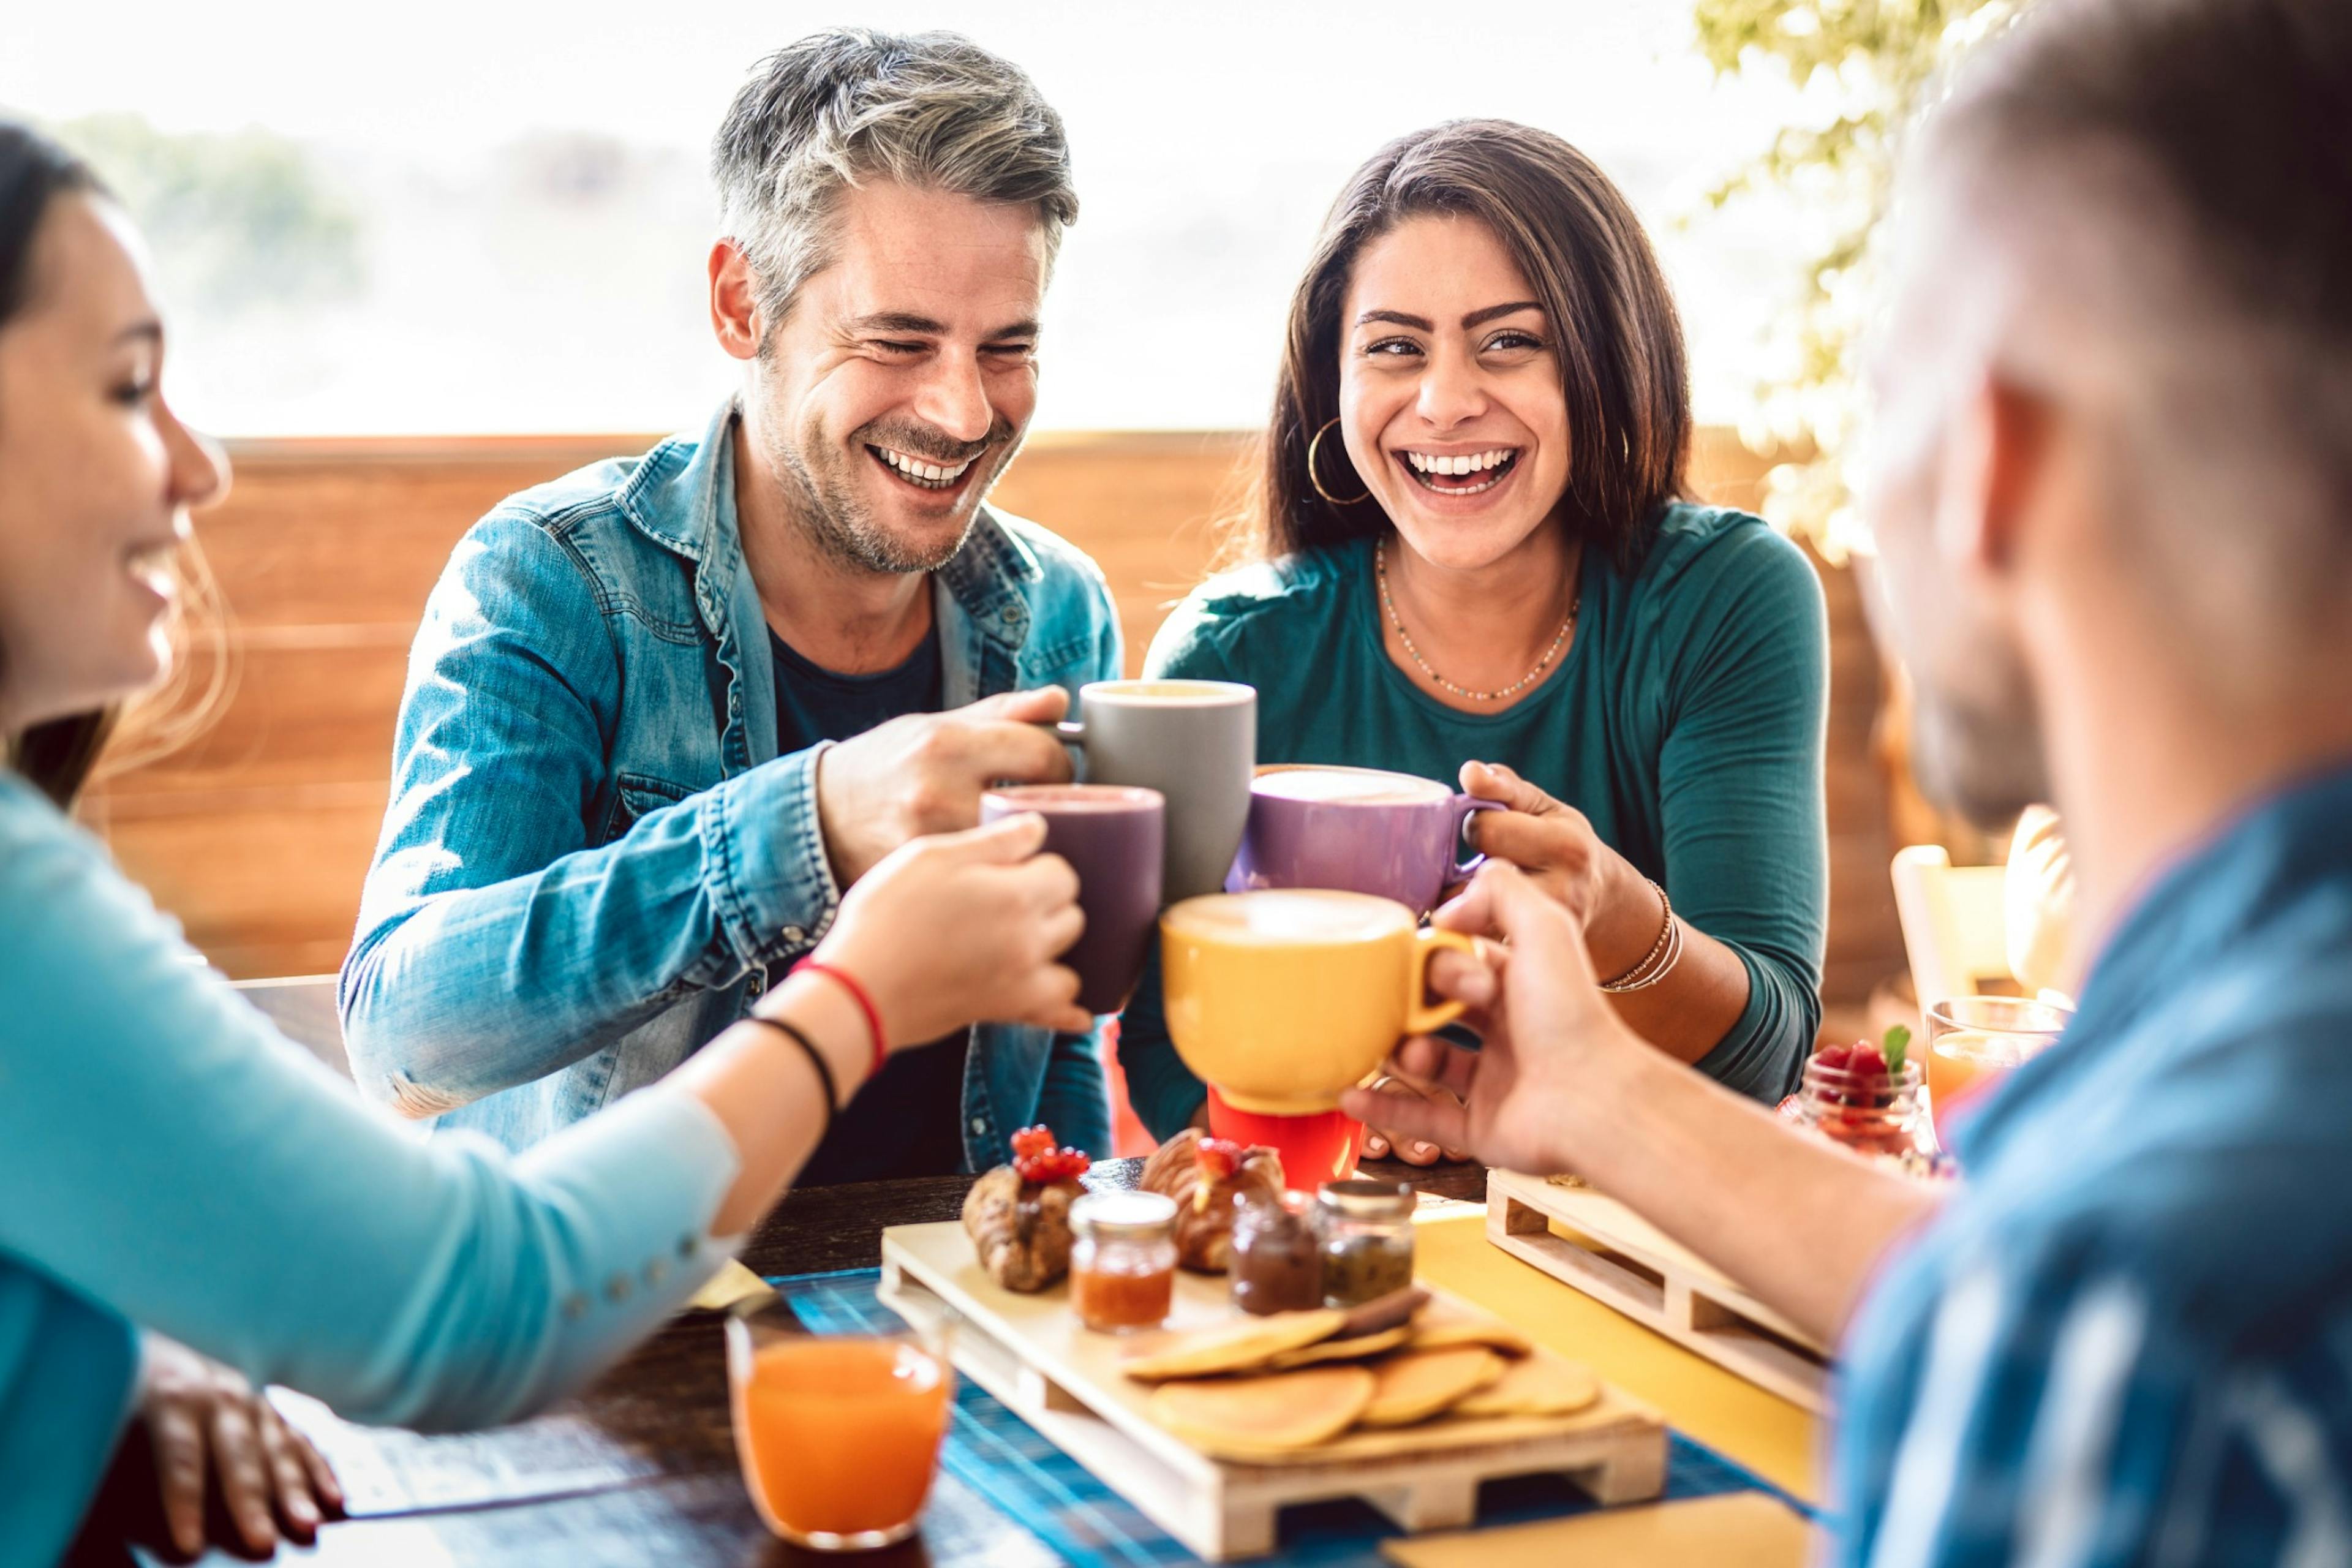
xmin=1484 ymin=1170 xmax=1832 ymax=1414
xmin=879 ymin=1219 xmax=1667 ymax=1560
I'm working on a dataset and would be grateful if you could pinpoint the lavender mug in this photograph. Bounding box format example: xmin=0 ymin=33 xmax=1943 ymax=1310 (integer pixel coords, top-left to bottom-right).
xmin=1225 ymin=765 xmax=1502 ymax=918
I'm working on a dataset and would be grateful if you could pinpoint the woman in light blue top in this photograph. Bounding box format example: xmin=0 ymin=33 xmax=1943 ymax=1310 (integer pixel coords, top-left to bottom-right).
xmin=0 ymin=124 xmax=1091 ymax=1566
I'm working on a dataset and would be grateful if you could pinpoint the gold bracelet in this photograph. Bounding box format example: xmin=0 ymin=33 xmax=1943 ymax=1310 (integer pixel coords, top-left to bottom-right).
xmin=1597 ymin=879 xmax=1678 ymax=993
xmin=1605 ymin=914 xmax=1684 ymax=993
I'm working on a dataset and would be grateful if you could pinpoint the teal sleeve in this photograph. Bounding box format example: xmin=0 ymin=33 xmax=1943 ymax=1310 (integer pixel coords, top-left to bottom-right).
xmin=1110 ymin=604 xmax=1228 ymax=1139
xmin=1656 ymin=529 xmax=1829 ymax=1099
xmin=0 ymin=778 xmax=741 ymax=1434
xmin=0 ymin=1269 xmax=137 ymax=1563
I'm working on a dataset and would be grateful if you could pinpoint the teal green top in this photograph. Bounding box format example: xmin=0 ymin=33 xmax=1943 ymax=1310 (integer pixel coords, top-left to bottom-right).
xmin=0 ymin=771 xmax=743 ymax=1564
xmin=1116 ymin=505 xmax=1828 ymax=1138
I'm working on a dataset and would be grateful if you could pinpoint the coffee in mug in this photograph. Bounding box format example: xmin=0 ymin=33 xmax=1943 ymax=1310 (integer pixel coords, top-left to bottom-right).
xmin=1229 ymin=764 xmax=1501 ymax=917
xmin=1158 ymin=889 xmax=1476 ymax=1114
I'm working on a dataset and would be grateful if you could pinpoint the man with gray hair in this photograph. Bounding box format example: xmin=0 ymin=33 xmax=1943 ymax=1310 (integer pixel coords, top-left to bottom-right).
xmin=341 ymin=30 xmax=1123 ymax=1181
xmin=1357 ymin=0 xmax=2352 ymax=1558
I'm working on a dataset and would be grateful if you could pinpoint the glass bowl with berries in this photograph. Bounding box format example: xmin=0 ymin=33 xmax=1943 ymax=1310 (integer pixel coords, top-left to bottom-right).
xmin=1776 ymin=1027 xmax=1948 ymax=1178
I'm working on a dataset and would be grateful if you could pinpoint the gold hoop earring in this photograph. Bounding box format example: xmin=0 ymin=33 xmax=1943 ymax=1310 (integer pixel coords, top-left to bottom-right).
xmin=1306 ymin=417 xmax=1371 ymax=506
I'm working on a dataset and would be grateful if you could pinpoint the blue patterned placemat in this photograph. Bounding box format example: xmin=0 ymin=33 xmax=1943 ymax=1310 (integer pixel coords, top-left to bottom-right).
xmin=774 ymin=1268 xmax=1806 ymax=1567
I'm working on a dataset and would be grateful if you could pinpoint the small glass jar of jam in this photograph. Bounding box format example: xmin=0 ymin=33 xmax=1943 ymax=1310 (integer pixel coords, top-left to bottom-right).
xmin=1777 ymin=1056 xmax=1947 ymax=1179
xmin=1068 ymin=1190 xmax=1179 ymax=1333
xmin=1229 ymin=1191 xmax=1323 ymax=1316
xmin=1316 ymin=1179 xmax=1415 ymax=1307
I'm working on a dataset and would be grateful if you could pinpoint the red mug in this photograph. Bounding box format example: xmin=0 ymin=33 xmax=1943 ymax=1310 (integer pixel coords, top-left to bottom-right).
xmin=1204 ymin=1087 xmax=1364 ymax=1191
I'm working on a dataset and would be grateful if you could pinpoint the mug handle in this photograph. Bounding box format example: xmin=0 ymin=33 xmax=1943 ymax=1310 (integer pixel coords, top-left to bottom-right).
xmin=1403 ymin=927 xmax=1482 ymax=1035
xmin=1450 ymin=797 xmax=1506 ymax=880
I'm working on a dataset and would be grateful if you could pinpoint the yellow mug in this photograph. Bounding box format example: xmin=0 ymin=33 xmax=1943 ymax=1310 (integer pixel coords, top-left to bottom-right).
xmin=1158 ymin=889 xmax=1479 ymax=1114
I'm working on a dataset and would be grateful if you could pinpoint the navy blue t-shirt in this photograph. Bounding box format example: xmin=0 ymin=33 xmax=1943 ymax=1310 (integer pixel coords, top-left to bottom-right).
xmin=770 ymin=620 xmax=968 ymax=1185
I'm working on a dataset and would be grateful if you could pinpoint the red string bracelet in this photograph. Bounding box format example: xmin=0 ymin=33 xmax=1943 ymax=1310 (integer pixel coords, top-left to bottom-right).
xmin=790 ymin=959 xmax=888 ymax=1082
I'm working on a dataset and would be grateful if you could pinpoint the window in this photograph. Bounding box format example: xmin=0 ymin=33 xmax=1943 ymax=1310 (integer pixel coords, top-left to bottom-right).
xmin=6 ymin=0 xmax=1808 ymax=435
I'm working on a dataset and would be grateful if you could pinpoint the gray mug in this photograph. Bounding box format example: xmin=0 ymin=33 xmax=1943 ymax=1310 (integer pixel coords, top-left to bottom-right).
xmin=1046 ymin=679 xmax=1256 ymax=902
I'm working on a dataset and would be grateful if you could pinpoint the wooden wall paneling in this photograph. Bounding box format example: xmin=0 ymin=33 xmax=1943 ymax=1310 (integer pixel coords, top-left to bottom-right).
xmin=85 ymin=429 xmax=1905 ymax=1027
xmin=988 ymin=431 xmax=1245 ymax=674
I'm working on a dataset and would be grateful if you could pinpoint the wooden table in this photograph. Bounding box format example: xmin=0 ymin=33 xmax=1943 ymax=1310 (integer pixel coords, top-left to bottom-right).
xmin=92 ymin=1158 xmax=1490 ymax=1566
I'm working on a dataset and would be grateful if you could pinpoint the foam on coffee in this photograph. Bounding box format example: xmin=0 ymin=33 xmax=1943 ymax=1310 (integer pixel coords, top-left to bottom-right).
xmin=1161 ymin=889 xmax=1413 ymax=945
xmin=1253 ymin=765 xmax=1452 ymax=806
xmin=1085 ymin=679 xmax=1254 ymax=706
xmin=982 ymin=784 xmax=1163 ymax=813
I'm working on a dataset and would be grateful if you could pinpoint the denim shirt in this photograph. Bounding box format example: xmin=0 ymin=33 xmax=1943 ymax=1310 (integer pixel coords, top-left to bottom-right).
xmin=1834 ymin=763 xmax=2352 ymax=1565
xmin=340 ymin=400 xmax=1123 ymax=1168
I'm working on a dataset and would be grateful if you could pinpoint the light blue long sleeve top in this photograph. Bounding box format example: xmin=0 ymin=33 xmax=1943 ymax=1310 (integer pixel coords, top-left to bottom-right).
xmin=0 ymin=771 xmax=742 ymax=1564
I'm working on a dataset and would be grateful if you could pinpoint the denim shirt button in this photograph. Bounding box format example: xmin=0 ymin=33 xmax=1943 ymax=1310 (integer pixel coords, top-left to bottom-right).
xmin=780 ymin=926 xmax=805 ymax=945
xmin=970 ymin=1117 xmax=987 ymax=1136
xmin=605 ymin=1272 xmax=633 ymax=1303
xmin=562 ymin=1292 xmax=589 ymax=1321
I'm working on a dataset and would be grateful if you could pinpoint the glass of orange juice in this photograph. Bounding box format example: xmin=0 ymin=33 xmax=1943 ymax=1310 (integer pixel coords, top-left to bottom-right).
xmin=1924 ymin=995 xmax=2071 ymax=1150
xmin=726 ymin=1298 xmax=953 ymax=1550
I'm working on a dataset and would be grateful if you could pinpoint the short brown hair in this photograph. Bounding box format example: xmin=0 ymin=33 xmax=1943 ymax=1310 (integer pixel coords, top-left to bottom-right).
xmin=1923 ymin=0 xmax=2352 ymax=597
xmin=1242 ymin=120 xmax=1690 ymax=570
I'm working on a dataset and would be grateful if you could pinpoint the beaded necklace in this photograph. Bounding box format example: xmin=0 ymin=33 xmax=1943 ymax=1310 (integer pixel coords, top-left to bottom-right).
xmin=1375 ymin=539 xmax=1578 ymax=704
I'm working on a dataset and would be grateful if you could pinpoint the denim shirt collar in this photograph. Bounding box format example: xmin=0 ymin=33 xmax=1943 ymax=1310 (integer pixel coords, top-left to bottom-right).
xmin=612 ymin=397 xmax=1045 ymax=760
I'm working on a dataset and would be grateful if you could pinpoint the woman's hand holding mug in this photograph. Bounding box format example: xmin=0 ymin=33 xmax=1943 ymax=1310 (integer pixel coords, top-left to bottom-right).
xmin=1455 ymin=761 xmax=1663 ymax=981
xmin=799 ymin=813 xmax=1093 ymax=1049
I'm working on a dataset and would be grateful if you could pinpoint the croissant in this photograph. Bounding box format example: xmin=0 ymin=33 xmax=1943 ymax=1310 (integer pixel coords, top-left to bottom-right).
xmin=963 ymin=1126 xmax=1095 ymax=1292
xmin=962 ymin=1165 xmax=1084 ymax=1292
xmin=1139 ymin=1129 xmax=1285 ymax=1273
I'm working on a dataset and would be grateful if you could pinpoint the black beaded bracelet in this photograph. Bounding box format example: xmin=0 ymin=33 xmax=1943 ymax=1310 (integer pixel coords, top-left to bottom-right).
xmin=742 ymin=1014 xmax=839 ymax=1123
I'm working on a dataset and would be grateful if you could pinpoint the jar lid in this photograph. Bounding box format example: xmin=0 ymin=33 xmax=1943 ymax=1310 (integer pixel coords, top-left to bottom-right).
xmin=1235 ymin=1188 xmax=1314 ymax=1224
xmin=1316 ymin=1178 xmax=1415 ymax=1220
xmin=1070 ymin=1189 xmax=1178 ymax=1240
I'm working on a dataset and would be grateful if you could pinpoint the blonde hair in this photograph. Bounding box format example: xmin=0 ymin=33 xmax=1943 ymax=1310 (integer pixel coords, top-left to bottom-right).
xmin=5 ymin=538 xmax=236 ymax=809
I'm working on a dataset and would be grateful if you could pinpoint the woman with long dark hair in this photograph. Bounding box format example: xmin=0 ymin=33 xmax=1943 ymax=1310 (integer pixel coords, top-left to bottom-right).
xmin=0 ymin=122 xmax=1088 ymax=1562
xmin=1117 ymin=121 xmax=1828 ymax=1156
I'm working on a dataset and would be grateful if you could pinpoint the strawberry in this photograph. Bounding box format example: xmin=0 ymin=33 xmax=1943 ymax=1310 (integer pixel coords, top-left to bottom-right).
xmin=1850 ymin=1046 xmax=1889 ymax=1080
xmin=1814 ymin=1042 xmax=1855 ymax=1073
xmin=1010 ymin=1124 xmax=1091 ymax=1185
xmin=1194 ymin=1137 xmax=1245 ymax=1182
xmin=1017 ymin=1148 xmax=1091 ymax=1185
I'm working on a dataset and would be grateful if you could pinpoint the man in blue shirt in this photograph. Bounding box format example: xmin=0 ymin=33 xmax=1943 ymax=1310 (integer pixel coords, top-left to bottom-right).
xmin=1359 ymin=0 xmax=2352 ymax=1559
xmin=340 ymin=31 xmax=1123 ymax=1175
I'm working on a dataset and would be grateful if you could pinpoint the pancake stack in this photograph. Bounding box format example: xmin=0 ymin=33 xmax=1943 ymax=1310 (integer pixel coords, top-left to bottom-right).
xmin=1118 ymin=1287 xmax=1599 ymax=1461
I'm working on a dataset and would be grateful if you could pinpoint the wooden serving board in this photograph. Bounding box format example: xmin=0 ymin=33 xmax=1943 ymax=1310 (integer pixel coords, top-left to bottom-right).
xmin=879 ymin=1219 xmax=1667 ymax=1561
xmin=1484 ymin=1171 xmax=1832 ymax=1414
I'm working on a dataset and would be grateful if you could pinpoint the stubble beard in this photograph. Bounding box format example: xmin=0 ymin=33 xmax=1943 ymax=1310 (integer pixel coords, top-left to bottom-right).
xmin=1909 ymin=657 xmax=2052 ymax=830
xmin=758 ymin=407 xmax=1011 ymax=578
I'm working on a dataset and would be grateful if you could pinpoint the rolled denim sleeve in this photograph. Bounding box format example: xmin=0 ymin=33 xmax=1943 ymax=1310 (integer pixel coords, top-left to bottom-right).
xmin=1031 ymin=1028 xmax=1113 ymax=1157
xmin=341 ymin=511 xmax=837 ymax=1118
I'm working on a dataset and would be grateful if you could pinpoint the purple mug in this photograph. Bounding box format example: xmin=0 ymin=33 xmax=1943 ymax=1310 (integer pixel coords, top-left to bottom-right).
xmin=979 ymin=784 xmax=1165 ymax=1015
xmin=1226 ymin=765 xmax=1502 ymax=917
